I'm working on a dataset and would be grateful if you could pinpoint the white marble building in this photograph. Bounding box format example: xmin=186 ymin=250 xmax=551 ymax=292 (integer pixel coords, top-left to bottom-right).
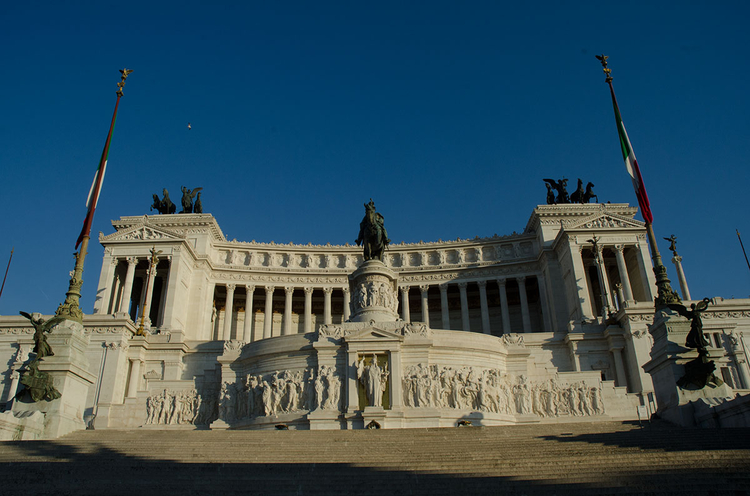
xmin=1 ymin=203 xmax=749 ymax=433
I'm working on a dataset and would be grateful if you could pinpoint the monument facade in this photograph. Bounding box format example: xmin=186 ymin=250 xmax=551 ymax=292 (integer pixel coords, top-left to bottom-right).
xmin=1 ymin=203 xmax=749 ymax=436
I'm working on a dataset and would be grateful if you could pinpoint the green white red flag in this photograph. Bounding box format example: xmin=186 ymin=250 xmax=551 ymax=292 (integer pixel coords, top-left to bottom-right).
xmin=608 ymin=84 xmax=653 ymax=224
xmin=75 ymin=95 xmax=120 ymax=249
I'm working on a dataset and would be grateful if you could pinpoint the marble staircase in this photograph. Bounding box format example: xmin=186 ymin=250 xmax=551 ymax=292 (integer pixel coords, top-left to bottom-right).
xmin=1 ymin=421 xmax=749 ymax=495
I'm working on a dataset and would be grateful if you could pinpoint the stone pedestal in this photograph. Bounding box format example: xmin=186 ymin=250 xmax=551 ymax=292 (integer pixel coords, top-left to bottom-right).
xmin=643 ymin=310 xmax=734 ymax=427
xmin=348 ymin=260 xmax=399 ymax=323
xmin=12 ymin=319 xmax=95 ymax=439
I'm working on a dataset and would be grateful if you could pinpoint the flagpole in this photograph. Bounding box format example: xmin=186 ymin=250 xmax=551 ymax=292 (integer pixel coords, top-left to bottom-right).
xmin=0 ymin=248 xmax=13 ymax=301
xmin=56 ymin=69 xmax=133 ymax=323
xmin=737 ymin=230 xmax=750 ymax=274
xmin=597 ymin=55 xmax=680 ymax=309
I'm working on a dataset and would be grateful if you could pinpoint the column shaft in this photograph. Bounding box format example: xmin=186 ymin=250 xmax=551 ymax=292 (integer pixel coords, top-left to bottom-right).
xmin=323 ymin=287 xmax=333 ymax=325
xmin=223 ymin=284 xmax=236 ymax=340
xmin=672 ymin=256 xmax=691 ymax=300
xmin=497 ymin=279 xmax=511 ymax=334
xmin=419 ymin=285 xmax=430 ymax=326
xmin=614 ymin=245 xmax=634 ymax=303
xmin=127 ymin=359 xmax=141 ymax=398
xmin=283 ymin=286 xmax=294 ymax=335
xmin=118 ymin=257 xmax=138 ymax=314
xmin=263 ymin=286 xmax=274 ymax=339
xmin=400 ymin=286 xmax=411 ymax=322
xmin=439 ymin=284 xmax=450 ymax=329
xmin=304 ymin=287 xmax=313 ymax=333
xmin=141 ymin=260 xmax=159 ymax=328
xmin=243 ymin=285 xmax=255 ymax=342
xmin=478 ymin=280 xmax=490 ymax=334
xmin=517 ymin=277 xmax=531 ymax=332
xmin=343 ymin=288 xmax=351 ymax=322
xmin=458 ymin=282 xmax=470 ymax=332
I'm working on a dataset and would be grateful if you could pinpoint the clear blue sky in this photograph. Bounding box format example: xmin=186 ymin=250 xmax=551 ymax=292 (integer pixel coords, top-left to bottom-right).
xmin=2 ymin=1 xmax=749 ymax=316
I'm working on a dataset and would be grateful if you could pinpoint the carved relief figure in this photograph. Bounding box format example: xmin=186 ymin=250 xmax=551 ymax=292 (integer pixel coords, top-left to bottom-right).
xmin=358 ymin=355 xmax=388 ymax=408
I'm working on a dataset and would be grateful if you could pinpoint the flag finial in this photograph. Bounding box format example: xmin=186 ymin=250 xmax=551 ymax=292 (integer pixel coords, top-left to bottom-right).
xmin=595 ymin=54 xmax=612 ymax=83
xmin=117 ymin=68 xmax=133 ymax=96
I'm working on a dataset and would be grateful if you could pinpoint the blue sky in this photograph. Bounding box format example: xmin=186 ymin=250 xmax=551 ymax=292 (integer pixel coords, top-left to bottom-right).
xmin=2 ymin=1 xmax=749 ymax=315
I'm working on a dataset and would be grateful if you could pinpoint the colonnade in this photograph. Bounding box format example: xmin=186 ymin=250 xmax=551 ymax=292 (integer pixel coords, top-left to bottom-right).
xmin=211 ymin=274 xmax=550 ymax=342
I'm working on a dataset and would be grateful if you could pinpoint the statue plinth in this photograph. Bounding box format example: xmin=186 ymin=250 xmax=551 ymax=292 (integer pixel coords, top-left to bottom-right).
xmin=12 ymin=319 xmax=94 ymax=439
xmin=643 ymin=310 xmax=734 ymax=427
xmin=348 ymin=260 xmax=399 ymax=323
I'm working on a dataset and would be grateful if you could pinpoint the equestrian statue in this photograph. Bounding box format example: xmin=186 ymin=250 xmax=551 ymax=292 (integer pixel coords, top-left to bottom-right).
xmin=356 ymin=199 xmax=391 ymax=262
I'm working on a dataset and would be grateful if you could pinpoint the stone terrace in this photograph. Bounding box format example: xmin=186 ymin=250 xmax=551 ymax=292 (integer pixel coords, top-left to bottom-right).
xmin=1 ymin=421 xmax=749 ymax=495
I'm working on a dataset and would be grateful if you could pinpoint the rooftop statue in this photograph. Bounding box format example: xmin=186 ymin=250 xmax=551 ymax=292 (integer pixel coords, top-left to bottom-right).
xmin=151 ymin=188 xmax=176 ymax=215
xmin=180 ymin=186 xmax=203 ymax=214
xmin=355 ymin=199 xmax=391 ymax=262
xmin=543 ymin=178 xmax=570 ymax=204
xmin=194 ymin=192 xmax=203 ymax=214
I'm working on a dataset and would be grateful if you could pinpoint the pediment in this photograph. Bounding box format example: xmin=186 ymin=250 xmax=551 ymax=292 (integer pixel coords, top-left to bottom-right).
xmin=566 ymin=213 xmax=644 ymax=231
xmin=99 ymin=224 xmax=185 ymax=243
xmin=344 ymin=326 xmax=405 ymax=343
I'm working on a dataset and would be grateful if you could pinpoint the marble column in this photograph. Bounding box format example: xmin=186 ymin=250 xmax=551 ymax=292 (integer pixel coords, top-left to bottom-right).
xmin=203 ymin=282 xmax=216 ymax=341
xmin=516 ymin=277 xmax=531 ymax=333
xmin=127 ymin=359 xmax=142 ymax=398
xmin=118 ymin=257 xmax=138 ymax=314
xmin=672 ymin=255 xmax=691 ymax=301
xmin=597 ymin=249 xmax=614 ymax=315
xmin=610 ymin=347 xmax=627 ymax=388
xmin=342 ymin=287 xmax=351 ymax=322
xmin=304 ymin=286 xmax=313 ymax=333
xmin=263 ymin=285 xmax=274 ymax=339
xmin=536 ymin=274 xmax=553 ymax=332
xmin=497 ymin=279 xmax=511 ymax=334
xmin=571 ymin=244 xmax=595 ymax=319
xmin=729 ymin=332 xmax=750 ymax=389
xmin=613 ymin=245 xmax=634 ymax=304
xmin=400 ymin=286 xmax=411 ymax=322
xmin=95 ymin=257 xmax=119 ymax=314
xmin=419 ymin=284 xmax=430 ymax=326
xmin=223 ymin=284 xmax=236 ymax=340
xmin=634 ymin=242 xmax=656 ymax=302
xmin=439 ymin=283 xmax=450 ymax=329
xmin=478 ymin=280 xmax=490 ymax=334
xmin=141 ymin=258 xmax=159 ymax=328
xmin=283 ymin=286 xmax=294 ymax=336
xmin=323 ymin=287 xmax=333 ymax=325
xmin=243 ymin=285 xmax=255 ymax=342
xmin=458 ymin=282 xmax=470 ymax=332
xmin=156 ymin=258 xmax=170 ymax=328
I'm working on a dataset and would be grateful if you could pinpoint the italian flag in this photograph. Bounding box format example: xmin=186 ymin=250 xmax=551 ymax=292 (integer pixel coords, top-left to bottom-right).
xmin=75 ymin=96 xmax=120 ymax=249
xmin=609 ymin=84 xmax=653 ymax=224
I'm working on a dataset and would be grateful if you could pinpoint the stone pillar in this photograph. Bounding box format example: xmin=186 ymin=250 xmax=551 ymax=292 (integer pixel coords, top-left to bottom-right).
xmin=6 ymin=370 xmax=20 ymax=404
xmin=118 ymin=257 xmax=138 ymax=314
xmin=342 ymin=287 xmax=351 ymax=322
xmin=478 ymin=280 xmax=490 ymax=334
xmin=419 ymin=284 xmax=430 ymax=326
xmin=728 ymin=332 xmax=750 ymax=389
xmin=141 ymin=257 xmax=159 ymax=328
xmin=400 ymin=286 xmax=411 ymax=322
xmin=263 ymin=285 xmax=274 ymax=339
xmin=672 ymin=255 xmax=691 ymax=301
xmin=203 ymin=282 xmax=216 ymax=341
xmin=389 ymin=350 xmax=403 ymax=408
xmin=439 ymin=283 xmax=450 ymax=329
xmin=610 ymin=347 xmax=627 ymax=388
xmin=571 ymin=244 xmax=595 ymax=319
xmin=127 ymin=359 xmax=142 ymax=398
xmin=323 ymin=287 xmax=333 ymax=325
xmin=458 ymin=282 xmax=470 ymax=332
xmin=223 ymin=284 xmax=236 ymax=341
xmin=94 ymin=256 xmax=119 ymax=314
xmin=591 ymin=246 xmax=612 ymax=318
xmin=497 ymin=279 xmax=511 ymax=334
xmin=283 ymin=286 xmax=294 ymax=336
xmin=304 ymin=287 xmax=313 ymax=333
xmin=634 ymin=242 xmax=656 ymax=302
xmin=536 ymin=274 xmax=553 ymax=332
xmin=613 ymin=245 xmax=634 ymax=304
xmin=156 ymin=259 xmax=170 ymax=328
xmin=243 ymin=285 xmax=255 ymax=342
xmin=516 ymin=277 xmax=531 ymax=333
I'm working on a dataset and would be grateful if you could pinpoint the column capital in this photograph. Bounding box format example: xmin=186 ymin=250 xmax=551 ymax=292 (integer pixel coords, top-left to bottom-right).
xmin=284 ymin=286 xmax=294 ymax=295
xmin=126 ymin=256 xmax=138 ymax=266
xmin=496 ymin=278 xmax=507 ymax=287
xmin=245 ymin=284 xmax=255 ymax=293
xmin=613 ymin=244 xmax=625 ymax=253
xmin=457 ymin=281 xmax=468 ymax=289
xmin=419 ymin=284 xmax=430 ymax=294
xmin=342 ymin=286 xmax=350 ymax=295
xmin=110 ymin=257 xmax=120 ymax=267
xmin=322 ymin=286 xmax=333 ymax=295
xmin=303 ymin=286 xmax=314 ymax=295
xmin=515 ymin=276 xmax=526 ymax=284
xmin=265 ymin=285 xmax=275 ymax=293
xmin=477 ymin=280 xmax=487 ymax=288
xmin=400 ymin=285 xmax=411 ymax=293
xmin=226 ymin=283 xmax=236 ymax=291
xmin=439 ymin=282 xmax=449 ymax=292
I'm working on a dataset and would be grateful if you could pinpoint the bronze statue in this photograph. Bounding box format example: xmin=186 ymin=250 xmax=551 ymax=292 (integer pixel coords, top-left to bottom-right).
xmin=356 ymin=199 xmax=391 ymax=262
xmin=664 ymin=235 xmax=678 ymax=255
xmin=180 ymin=186 xmax=203 ymax=214
xmin=543 ymin=178 xmax=570 ymax=204
xmin=667 ymin=298 xmax=723 ymax=389
xmin=570 ymin=179 xmax=585 ymax=203
xmin=545 ymin=183 xmax=555 ymax=205
xmin=582 ymin=182 xmax=598 ymax=203
xmin=17 ymin=312 xmax=64 ymax=402
xmin=194 ymin=192 xmax=203 ymax=214
xmin=150 ymin=189 xmax=176 ymax=215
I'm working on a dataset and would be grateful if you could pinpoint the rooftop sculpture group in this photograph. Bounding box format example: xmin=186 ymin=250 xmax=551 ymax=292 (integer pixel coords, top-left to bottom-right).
xmin=151 ymin=187 xmax=203 ymax=214
xmin=543 ymin=178 xmax=598 ymax=205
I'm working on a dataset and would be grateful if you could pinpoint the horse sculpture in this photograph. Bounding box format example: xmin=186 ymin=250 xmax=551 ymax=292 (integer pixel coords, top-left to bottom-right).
xmin=356 ymin=199 xmax=390 ymax=262
xmin=582 ymin=182 xmax=598 ymax=203
xmin=150 ymin=189 xmax=176 ymax=214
